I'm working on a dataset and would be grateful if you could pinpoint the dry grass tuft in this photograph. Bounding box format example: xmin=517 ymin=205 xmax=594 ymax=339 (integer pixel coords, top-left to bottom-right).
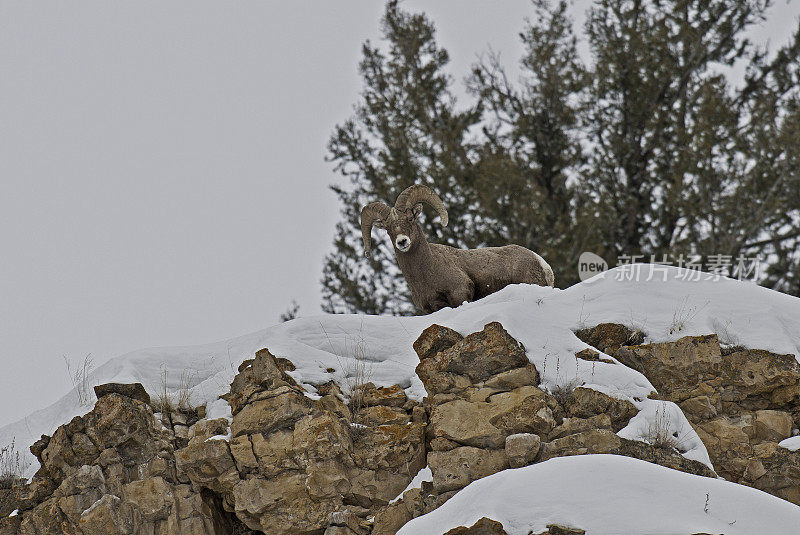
xmin=64 ymin=353 xmax=95 ymax=409
xmin=639 ymin=404 xmax=689 ymax=452
xmin=0 ymin=439 xmax=30 ymax=489
xmin=152 ymin=366 xmax=197 ymax=415
xmin=549 ymin=377 xmax=583 ymax=408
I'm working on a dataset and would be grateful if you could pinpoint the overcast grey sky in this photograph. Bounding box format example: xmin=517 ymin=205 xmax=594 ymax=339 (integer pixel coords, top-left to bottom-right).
xmin=1 ymin=1 xmax=798 ymax=428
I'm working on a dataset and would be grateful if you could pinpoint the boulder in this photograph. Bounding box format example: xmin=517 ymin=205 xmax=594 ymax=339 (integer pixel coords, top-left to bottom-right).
xmin=444 ymin=517 xmax=508 ymax=534
xmin=753 ymin=410 xmax=793 ymax=442
xmin=371 ymin=487 xmax=426 ymax=535
xmin=361 ymin=383 xmax=408 ymax=408
xmin=417 ymin=322 xmax=530 ymax=394
xmin=539 ymin=429 xmax=622 ymax=461
xmin=93 ymin=382 xmax=151 ymax=406
xmin=549 ymin=415 xmax=612 ymax=440
xmin=413 ymin=324 xmax=464 ymax=361
xmin=428 ymin=447 xmax=508 ymax=493
xmin=614 ymin=335 xmax=723 ymax=398
xmin=505 ymin=433 xmax=541 ymax=468
xmin=574 ymin=323 xmax=643 ymax=354
xmin=232 ymin=472 xmax=343 ymax=533
xmin=230 ymin=390 xmax=318 ymax=437
xmin=227 ymin=347 xmax=302 ymax=415
xmin=175 ymin=438 xmax=239 ymax=494
xmin=77 ymin=494 xmax=134 ymax=535
xmin=418 ymin=322 xmax=557 ymax=496
xmin=563 ymin=387 xmax=637 ymax=431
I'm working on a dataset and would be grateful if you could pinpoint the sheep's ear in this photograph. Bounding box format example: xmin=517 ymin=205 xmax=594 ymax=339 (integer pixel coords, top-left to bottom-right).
xmin=411 ymin=203 xmax=423 ymax=218
xmin=373 ymin=219 xmax=386 ymax=229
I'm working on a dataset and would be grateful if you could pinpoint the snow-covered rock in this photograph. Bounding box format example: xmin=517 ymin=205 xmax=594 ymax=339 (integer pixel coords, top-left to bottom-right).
xmin=1 ymin=265 xmax=800 ymax=534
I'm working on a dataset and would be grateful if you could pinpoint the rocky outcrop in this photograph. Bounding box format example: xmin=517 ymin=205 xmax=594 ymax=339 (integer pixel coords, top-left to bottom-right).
xmin=416 ymin=322 xmax=551 ymax=495
xmin=3 ymin=348 xmax=427 ymax=535
xmin=6 ymin=319 xmax=798 ymax=534
xmin=580 ymin=325 xmax=800 ymax=505
xmin=368 ymin=319 xmax=716 ymax=535
xmin=178 ymin=347 xmax=426 ymax=534
xmin=2 ymin=385 xmax=241 ymax=535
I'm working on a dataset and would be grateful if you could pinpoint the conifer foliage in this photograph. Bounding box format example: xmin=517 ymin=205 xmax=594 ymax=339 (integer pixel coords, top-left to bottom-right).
xmin=322 ymin=0 xmax=800 ymax=314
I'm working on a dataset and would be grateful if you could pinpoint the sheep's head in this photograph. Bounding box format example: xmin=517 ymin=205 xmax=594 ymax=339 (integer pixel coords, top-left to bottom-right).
xmin=360 ymin=184 xmax=448 ymax=258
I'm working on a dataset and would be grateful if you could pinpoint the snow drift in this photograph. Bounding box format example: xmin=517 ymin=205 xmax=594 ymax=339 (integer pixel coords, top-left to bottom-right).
xmin=397 ymin=454 xmax=800 ymax=534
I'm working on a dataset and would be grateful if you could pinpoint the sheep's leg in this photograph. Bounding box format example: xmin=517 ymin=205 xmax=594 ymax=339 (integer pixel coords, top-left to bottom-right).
xmin=429 ymin=294 xmax=451 ymax=312
xmin=447 ymin=284 xmax=474 ymax=309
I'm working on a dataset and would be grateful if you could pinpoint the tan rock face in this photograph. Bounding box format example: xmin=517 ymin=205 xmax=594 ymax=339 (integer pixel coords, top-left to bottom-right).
xmin=356 ymin=405 xmax=411 ymax=426
xmin=77 ymin=494 xmax=134 ymax=535
xmin=574 ymin=323 xmax=643 ymax=355
xmin=614 ymin=335 xmax=723 ymax=395
xmin=413 ymin=324 xmax=464 ymax=361
xmin=9 ymin=345 xmax=427 ymax=535
xmin=416 ymin=320 xmax=718 ymax=511
xmin=753 ymin=410 xmax=793 ymax=442
xmin=418 ymin=322 xmax=553 ymax=495
xmin=230 ymin=390 xmax=318 ymax=438
xmin=537 ymin=429 xmax=714 ymax=478
xmin=175 ymin=438 xmax=239 ymax=494
xmin=416 ymin=322 xmax=532 ymax=396
xmin=184 ymin=347 xmax=426 ymax=534
xmin=362 ymin=383 xmax=408 ymax=408
xmin=586 ymin=326 xmax=800 ymax=504
xmin=11 ymin=319 xmax=799 ymax=535
xmin=564 ymin=387 xmax=637 ymax=431
xmin=539 ymin=429 xmax=623 ymax=460
xmin=549 ymin=414 xmax=612 ymax=441
xmin=505 ymin=433 xmax=541 ymax=468
xmin=93 ymin=382 xmax=151 ymax=406
xmin=11 ymin=389 xmax=239 ymax=535
xmin=372 ymin=488 xmax=421 ymax=535
xmin=444 ymin=517 xmax=509 ymax=534
xmin=429 ymin=447 xmax=509 ymax=493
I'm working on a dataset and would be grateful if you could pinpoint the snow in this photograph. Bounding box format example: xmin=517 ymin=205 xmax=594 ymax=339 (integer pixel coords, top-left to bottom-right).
xmin=397 ymin=455 xmax=800 ymax=535
xmin=617 ymin=400 xmax=711 ymax=466
xmin=779 ymin=436 xmax=800 ymax=452
xmin=8 ymin=510 xmax=18 ymax=517
xmin=81 ymin=494 xmax=117 ymax=518
xmin=389 ymin=465 xmax=432 ymax=504
xmin=205 ymin=398 xmax=232 ymax=422
xmin=2 ymin=265 xmax=800 ymax=479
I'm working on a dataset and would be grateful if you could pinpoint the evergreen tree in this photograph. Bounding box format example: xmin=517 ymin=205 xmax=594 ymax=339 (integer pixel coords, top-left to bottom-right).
xmin=469 ymin=0 xmax=594 ymax=286
xmin=323 ymin=0 xmax=800 ymax=314
xmin=582 ymin=0 xmax=800 ymax=274
xmin=322 ymin=1 xmax=483 ymax=314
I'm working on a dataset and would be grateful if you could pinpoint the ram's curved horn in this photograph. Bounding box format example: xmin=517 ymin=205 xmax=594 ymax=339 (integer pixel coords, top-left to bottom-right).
xmin=360 ymin=201 xmax=392 ymax=258
xmin=394 ymin=184 xmax=448 ymax=227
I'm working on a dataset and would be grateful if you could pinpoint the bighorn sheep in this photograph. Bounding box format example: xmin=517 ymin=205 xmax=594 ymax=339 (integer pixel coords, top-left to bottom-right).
xmin=361 ymin=184 xmax=554 ymax=314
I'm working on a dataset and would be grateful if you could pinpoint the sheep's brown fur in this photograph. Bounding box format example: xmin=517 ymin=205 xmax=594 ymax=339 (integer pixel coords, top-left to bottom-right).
xmin=361 ymin=185 xmax=554 ymax=314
